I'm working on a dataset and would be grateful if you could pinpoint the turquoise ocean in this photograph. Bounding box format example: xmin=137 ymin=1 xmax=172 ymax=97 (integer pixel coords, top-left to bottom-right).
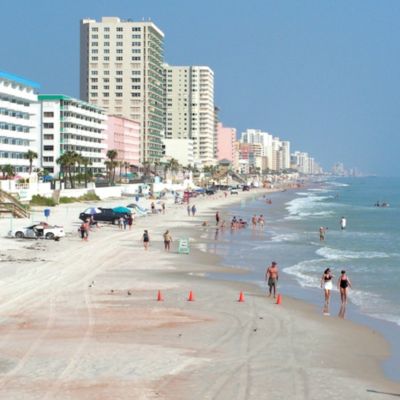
xmin=207 ymin=176 xmax=400 ymax=379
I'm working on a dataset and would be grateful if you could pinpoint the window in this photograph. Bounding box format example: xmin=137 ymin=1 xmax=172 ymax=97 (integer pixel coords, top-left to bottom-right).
xmin=91 ymin=34 xmax=98 ymax=39
xmin=103 ymin=86 xmax=109 ymax=90
xmin=131 ymin=92 xmax=141 ymax=97
xmin=116 ymin=34 xmax=123 ymax=39
xmin=117 ymin=27 xmax=123 ymax=32
xmin=43 ymin=112 xmax=54 ymax=117
xmin=103 ymin=93 xmax=109 ymax=97
xmin=132 ymin=34 xmax=141 ymax=38
xmin=131 ymin=85 xmax=140 ymax=90
xmin=132 ymin=71 xmax=141 ymax=75
xmin=104 ymin=34 xmax=110 ymax=39
xmin=103 ymin=78 xmax=109 ymax=82
xmin=116 ymin=41 xmax=123 ymax=46
xmin=91 ymin=49 xmax=98 ymax=54
xmin=116 ymin=49 xmax=123 ymax=54
xmin=91 ymin=27 xmax=98 ymax=32
xmin=116 ymin=85 xmax=123 ymax=90
xmin=116 ymin=78 xmax=123 ymax=82
xmin=104 ymin=49 xmax=110 ymax=54
xmin=91 ymin=92 xmax=98 ymax=97
xmin=131 ymin=78 xmax=141 ymax=82
xmin=132 ymin=49 xmax=141 ymax=54
xmin=103 ymin=56 xmax=109 ymax=61
xmin=91 ymin=42 xmax=98 ymax=46
xmin=91 ymin=57 xmax=98 ymax=61
xmin=104 ymin=42 xmax=110 ymax=46
xmin=116 ymin=92 xmax=123 ymax=97
xmin=104 ymin=71 xmax=109 ymax=75
xmin=43 ymin=145 xmax=54 ymax=151
xmin=43 ymin=123 xmax=54 ymax=129
xmin=132 ymin=27 xmax=141 ymax=31
xmin=116 ymin=71 xmax=123 ymax=75
xmin=44 ymin=134 xmax=54 ymax=140
xmin=116 ymin=56 xmax=123 ymax=61
xmin=91 ymin=85 xmax=98 ymax=90
xmin=132 ymin=42 xmax=141 ymax=46
xmin=131 ymin=56 xmax=141 ymax=61
xmin=91 ymin=70 xmax=98 ymax=75
xmin=104 ymin=27 xmax=110 ymax=32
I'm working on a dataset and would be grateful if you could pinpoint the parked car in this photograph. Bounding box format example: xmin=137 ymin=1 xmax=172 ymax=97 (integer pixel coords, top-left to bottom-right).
xmin=9 ymin=223 xmax=65 ymax=240
xmin=205 ymin=188 xmax=216 ymax=195
xmin=242 ymin=185 xmax=251 ymax=191
xmin=230 ymin=189 xmax=239 ymax=195
xmin=79 ymin=208 xmax=130 ymax=225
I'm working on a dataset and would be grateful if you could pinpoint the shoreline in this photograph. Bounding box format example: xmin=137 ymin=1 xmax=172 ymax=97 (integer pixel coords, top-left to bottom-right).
xmin=0 ymin=188 xmax=399 ymax=398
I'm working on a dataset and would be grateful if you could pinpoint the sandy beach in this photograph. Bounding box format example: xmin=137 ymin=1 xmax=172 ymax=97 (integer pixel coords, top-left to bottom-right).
xmin=0 ymin=189 xmax=399 ymax=400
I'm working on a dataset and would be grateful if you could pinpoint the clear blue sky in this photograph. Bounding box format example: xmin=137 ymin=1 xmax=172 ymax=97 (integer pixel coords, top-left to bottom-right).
xmin=2 ymin=0 xmax=400 ymax=175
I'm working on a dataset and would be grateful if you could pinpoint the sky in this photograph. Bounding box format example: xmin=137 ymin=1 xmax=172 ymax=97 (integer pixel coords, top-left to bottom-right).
xmin=1 ymin=0 xmax=400 ymax=175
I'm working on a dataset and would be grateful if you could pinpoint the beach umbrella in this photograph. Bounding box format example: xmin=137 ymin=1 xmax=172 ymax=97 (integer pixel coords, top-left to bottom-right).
xmin=112 ymin=206 xmax=131 ymax=213
xmin=83 ymin=207 xmax=102 ymax=215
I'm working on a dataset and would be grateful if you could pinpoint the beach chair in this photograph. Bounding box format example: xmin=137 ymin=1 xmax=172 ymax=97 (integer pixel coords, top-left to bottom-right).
xmin=178 ymin=238 xmax=190 ymax=254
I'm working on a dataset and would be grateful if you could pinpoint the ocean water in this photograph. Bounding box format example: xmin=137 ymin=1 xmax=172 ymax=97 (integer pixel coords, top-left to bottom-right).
xmin=208 ymin=176 xmax=400 ymax=339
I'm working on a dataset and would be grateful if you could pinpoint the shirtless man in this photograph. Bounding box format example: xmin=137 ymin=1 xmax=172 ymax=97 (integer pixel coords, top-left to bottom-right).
xmin=265 ymin=261 xmax=279 ymax=298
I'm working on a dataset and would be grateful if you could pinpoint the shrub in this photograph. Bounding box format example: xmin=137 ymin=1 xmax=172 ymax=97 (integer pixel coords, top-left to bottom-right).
xmin=30 ymin=195 xmax=56 ymax=207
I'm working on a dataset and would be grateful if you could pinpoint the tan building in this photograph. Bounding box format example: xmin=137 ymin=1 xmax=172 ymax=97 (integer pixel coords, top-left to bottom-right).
xmin=80 ymin=17 xmax=165 ymax=163
xmin=164 ymin=65 xmax=215 ymax=166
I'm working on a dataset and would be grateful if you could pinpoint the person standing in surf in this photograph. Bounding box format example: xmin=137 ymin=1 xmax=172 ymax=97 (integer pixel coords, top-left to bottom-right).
xmin=340 ymin=216 xmax=347 ymax=230
xmin=338 ymin=270 xmax=352 ymax=305
xmin=319 ymin=226 xmax=327 ymax=241
xmin=320 ymin=268 xmax=333 ymax=313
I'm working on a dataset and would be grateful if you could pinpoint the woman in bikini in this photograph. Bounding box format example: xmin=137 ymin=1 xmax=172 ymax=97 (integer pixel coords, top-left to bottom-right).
xmin=337 ymin=270 xmax=352 ymax=305
xmin=320 ymin=268 xmax=333 ymax=312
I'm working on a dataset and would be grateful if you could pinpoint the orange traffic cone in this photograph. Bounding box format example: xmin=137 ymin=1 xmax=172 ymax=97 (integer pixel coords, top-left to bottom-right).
xmin=276 ymin=294 xmax=282 ymax=305
xmin=157 ymin=290 xmax=163 ymax=301
xmin=187 ymin=290 xmax=195 ymax=301
xmin=238 ymin=291 xmax=245 ymax=302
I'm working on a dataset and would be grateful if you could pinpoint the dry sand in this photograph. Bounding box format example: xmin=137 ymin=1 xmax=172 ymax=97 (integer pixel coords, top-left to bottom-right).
xmin=0 ymin=190 xmax=399 ymax=399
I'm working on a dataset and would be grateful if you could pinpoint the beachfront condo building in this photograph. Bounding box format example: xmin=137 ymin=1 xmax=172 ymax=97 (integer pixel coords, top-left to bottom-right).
xmin=105 ymin=115 xmax=140 ymax=167
xmin=0 ymin=71 xmax=40 ymax=174
xmin=241 ymin=129 xmax=273 ymax=170
xmin=164 ymin=138 xmax=194 ymax=167
xmin=164 ymin=65 xmax=215 ymax=166
xmin=80 ymin=17 xmax=165 ymax=163
xmin=217 ymin=122 xmax=236 ymax=163
xmin=38 ymin=95 xmax=107 ymax=178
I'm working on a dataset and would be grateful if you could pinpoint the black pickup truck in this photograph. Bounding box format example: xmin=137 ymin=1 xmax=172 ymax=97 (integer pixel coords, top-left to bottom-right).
xmin=79 ymin=208 xmax=130 ymax=225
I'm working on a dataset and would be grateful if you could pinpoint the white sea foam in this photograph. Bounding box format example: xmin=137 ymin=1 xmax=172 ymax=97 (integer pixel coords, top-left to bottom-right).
xmin=285 ymin=193 xmax=335 ymax=220
xmin=270 ymin=232 xmax=301 ymax=242
xmin=283 ymin=259 xmax=322 ymax=288
xmin=316 ymin=247 xmax=391 ymax=260
xmin=329 ymin=182 xmax=349 ymax=187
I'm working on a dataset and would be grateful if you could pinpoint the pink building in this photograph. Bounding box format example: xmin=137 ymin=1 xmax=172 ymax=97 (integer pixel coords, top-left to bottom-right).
xmin=106 ymin=116 xmax=140 ymax=165
xmin=217 ymin=122 xmax=236 ymax=162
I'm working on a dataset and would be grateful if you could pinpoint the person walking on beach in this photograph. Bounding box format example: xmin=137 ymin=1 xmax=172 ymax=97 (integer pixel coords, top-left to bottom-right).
xmin=191 ymin=204 xmax=197 ymax=217
xmin=258 ymin=214 xmax=265 ymax=228
xmin=142 ymin=230 xmax=150 ymax=250
xmin=118 ymin=216 xmax=124 ymax=230
xmin=320 ymin=268 xmax=334 ymax=313
xmin=187 ymin=204 xmax=191 ymax=216
xmin=215 ymin=211 xmax=220 ymax=226
xmin=163 ymin=230 xmax=172 ymax=251
xmin=79 ymin=220 xmax=89 ymax=241
xmin=265 ymin=261 xmax=279 ymax=298
xmin=340 ymin=216 xmax=347 ymax=230
xmin=161 ymin=202 xmax=166 ymax=214
xmin=127 ymin=214 xmax=133 ymax=230
xmin=338 ymin=270 xmax=352 ymax=305
xmin=252 ymin=215 xmax=257 ymax=228
xmin=319 ymin=227 xmax=327 ymax=241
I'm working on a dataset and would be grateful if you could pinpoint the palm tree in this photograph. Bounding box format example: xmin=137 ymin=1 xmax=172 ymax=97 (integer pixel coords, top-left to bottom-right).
xmin=106 ymin=149 xmax=118 ymax=185
xmin=24 ymin=150 xmax=38 ymax=175
xmin=124 ymin=161 xmax=130 ymax=180
xmin=1 ymin=164 xmax=15 ymax=179
xmin=56 ymin=151 xmax=77 ymax=188
xmin=80 ymin=156 xmax=91 ymax=188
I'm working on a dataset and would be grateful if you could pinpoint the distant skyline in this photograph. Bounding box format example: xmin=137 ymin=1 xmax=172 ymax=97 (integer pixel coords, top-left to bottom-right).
xmin=1 ymin=0 xmax=400 ymax=175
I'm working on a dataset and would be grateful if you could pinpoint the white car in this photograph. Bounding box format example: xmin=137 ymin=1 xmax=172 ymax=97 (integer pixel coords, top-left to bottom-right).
xmin=9 ymin=224 xmax=65 ymax=240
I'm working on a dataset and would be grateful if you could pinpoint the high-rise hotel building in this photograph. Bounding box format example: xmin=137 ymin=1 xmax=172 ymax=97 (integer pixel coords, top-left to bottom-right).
xmin=0 ymin=71 xmax=40 ymax=174
xmin=80 ymin=17 xmax=165 ymax=163
xmin=164 ymin=65 xmax=215 ymax=166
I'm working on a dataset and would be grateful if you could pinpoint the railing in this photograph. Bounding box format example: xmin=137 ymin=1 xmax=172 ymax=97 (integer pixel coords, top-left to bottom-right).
xmin=0 ymin=189 xmax=30 ymax=218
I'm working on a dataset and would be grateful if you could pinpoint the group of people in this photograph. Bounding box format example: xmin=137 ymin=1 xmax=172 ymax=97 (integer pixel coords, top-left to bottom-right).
xmin=230 ymin=216 xmax=247 ymax=229
xmin=187 ymin=204 xmax=197 ymax=216
xmin=251 ymin=214 xmax=265 ymax=228
xmin=319 ymin=216 xmax=347 ymax=241
xmin=79 ymin=215 xmax=99 ymax=241
xmin=141 ymin=229 xmax=173 ymax=252
xmin=321 ymin=268 xmax=352 ymax=308
xmin=118 ymin=214 xmax=134 ymax=230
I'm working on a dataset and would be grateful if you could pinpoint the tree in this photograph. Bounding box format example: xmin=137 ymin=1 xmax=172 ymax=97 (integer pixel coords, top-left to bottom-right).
xmin=80 ymin=156 xmax=91 ymax=188
xmin=106 ymin=149 xmax=118 ymax=185
xmin=24 ymin=150 xmax=38 ymax=175
xmin=56 ymin=151 xmax=78 ymax=188
xmin=1 ymin=164 xmax=15 ymax=179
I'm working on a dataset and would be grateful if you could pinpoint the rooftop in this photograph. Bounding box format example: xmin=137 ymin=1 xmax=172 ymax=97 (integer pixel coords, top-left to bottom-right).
xmin=0 ymin=70 xmax=40 ymax=89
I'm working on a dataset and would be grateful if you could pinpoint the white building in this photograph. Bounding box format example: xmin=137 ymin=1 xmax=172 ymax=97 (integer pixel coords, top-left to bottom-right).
xmin=240 ymin=129 xmax=274 ymax=169
xmin=164 ymin=138 xmax=194 ymax=167
xmin=38 ymin=95 xmax=107 ymax=177
xmin=164 ymin=65 xmax=215 ymax=166
xmin=0 ymin=71 xmax=40 ymax=174
xmin=80 ymin=17 xmax=165 ymax=163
